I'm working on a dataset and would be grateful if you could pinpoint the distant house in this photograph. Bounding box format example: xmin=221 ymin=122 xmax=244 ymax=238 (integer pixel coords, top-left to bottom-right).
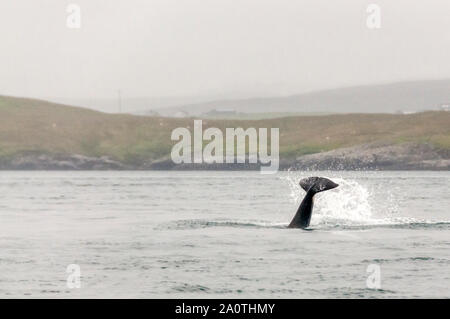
xmin=395 ymin=110 xmax=417 ymax=115
xmin=174 ymin=111 xmax=189 ymax=118
xmin=203 ymin=108 xmax=237 ymax=117
xmin=440 ymin=104 xmax=450 ymax=111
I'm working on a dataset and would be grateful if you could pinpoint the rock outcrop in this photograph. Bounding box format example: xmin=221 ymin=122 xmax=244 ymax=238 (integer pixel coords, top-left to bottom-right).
xmin=1 ymin=142 xmax=449 ymax=170
xmin=0 ymin=153 xmax=125 ymax=170
xmin=289 ymin=142 xmax=450 ymax=170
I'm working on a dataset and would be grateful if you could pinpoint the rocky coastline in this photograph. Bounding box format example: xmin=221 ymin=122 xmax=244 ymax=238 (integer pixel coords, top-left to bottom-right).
xmin=1 ymin=142 xmax=449 ymax=171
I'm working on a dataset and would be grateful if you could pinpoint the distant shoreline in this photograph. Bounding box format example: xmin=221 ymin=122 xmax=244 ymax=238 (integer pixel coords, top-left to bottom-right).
xmin=1 ymin=142 xmax=449 ymax=171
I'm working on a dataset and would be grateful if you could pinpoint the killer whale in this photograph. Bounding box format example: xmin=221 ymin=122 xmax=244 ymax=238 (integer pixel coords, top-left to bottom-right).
xmin=288 ymin=177 xmax=339 ymax=229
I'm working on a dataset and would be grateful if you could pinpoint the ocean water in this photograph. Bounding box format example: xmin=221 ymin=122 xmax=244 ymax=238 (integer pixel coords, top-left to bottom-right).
xmin=0 ymin=171 xmax=449 ymax=298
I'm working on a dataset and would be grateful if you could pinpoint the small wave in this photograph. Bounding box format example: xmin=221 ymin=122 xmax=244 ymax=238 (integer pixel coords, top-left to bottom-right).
xmin=319 ymin=287 xmax=398 ymax=298
xmin=315 ymin=221 xmax=450 ymax=231
xmin=171 ymin=283 xmax=211 ymax=293
xmin=158 ymin=219 xmax=287 ymax=230
xmin=361 ymin=256 xmax=442 ymax=263
xmin=159 ymin=218 xmax=450 ymax=231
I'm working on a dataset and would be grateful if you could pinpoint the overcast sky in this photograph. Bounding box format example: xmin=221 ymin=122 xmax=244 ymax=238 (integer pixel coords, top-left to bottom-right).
xmin=1 ymin=0 xmax=450 ymax=107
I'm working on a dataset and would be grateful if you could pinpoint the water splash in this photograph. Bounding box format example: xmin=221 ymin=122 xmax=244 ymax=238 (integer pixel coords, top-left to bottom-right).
xmin=313 ymin=178 xmax=376 ymax=226
xmin=283 ymin=172 xmax=408 ymax=227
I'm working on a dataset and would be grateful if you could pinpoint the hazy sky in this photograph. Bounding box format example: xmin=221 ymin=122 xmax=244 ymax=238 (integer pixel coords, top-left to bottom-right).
xmin=1 ymin=0 xmax=450 ymax=105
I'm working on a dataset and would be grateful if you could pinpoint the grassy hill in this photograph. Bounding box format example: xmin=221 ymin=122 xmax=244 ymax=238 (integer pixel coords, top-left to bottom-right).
xmin=1 ymin=95 xmax=450 ymax=168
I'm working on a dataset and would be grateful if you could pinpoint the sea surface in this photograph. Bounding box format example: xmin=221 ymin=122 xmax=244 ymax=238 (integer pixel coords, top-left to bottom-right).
xmin=0 ymin=171 xmax=449 ymax=298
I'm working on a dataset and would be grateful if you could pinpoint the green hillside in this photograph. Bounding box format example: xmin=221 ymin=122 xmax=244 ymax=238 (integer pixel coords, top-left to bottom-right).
xmin=1 ymin=95 xmax=450 ymax=165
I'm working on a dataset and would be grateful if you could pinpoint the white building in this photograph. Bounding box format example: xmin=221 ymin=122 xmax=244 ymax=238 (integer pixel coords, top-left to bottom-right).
xmin=440 ymin=104 xmax=450 ymax=111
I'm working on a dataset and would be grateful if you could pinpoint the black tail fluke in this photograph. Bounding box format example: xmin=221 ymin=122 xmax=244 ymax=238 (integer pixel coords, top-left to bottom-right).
xmin=289 ymin=177 xmax=339 ymax=229
xmin=299 ymin=177 xmax=339 ymax=194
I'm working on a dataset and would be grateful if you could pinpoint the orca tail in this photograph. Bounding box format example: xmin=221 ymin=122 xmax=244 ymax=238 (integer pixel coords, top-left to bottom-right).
xmin=299 ymin=177 xmax=339 ymax=194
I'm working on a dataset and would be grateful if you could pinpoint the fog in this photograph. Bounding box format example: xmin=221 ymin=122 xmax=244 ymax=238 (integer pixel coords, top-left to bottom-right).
xmin=1 ymin=0 xmax=450 ymax=111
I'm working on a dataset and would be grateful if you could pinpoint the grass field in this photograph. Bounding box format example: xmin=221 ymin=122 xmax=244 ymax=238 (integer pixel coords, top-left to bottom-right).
xmin=200 ymin=111 xmax=334 ymax=120
xmin=1 ymin=95 xmax=450 ymax=164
